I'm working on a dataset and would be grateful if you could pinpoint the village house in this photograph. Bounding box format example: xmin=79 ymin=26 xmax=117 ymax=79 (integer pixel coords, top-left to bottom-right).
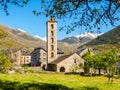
xmin=12 ymin=49 xmax=31 ymax=65
xmin=31 ymin=47 xmax=47 ymax=69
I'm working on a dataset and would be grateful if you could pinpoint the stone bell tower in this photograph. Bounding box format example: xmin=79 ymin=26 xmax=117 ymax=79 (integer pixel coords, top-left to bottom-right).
xmin=46 ymin=16 xmax=57 ymax=63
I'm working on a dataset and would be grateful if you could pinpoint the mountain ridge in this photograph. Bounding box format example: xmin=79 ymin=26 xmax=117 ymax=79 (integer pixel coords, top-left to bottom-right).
xmin=59 ymin=32 xmax=102 ymax=44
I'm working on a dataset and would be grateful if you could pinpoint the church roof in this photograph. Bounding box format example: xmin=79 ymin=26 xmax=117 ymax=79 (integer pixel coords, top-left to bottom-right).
xmin=76 ymin=48 xmax=87 ymax=55
xmin=34 ymin=47 xmax=47 ymax=52
xmin=49 ymin=54 xmax=74 ymax=64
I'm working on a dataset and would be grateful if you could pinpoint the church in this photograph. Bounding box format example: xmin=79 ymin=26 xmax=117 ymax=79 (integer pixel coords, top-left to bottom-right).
xmin=31 ymin=16 xmax=84 ymax=72
xmin=46 ymin=16 xmax=84 ymax=72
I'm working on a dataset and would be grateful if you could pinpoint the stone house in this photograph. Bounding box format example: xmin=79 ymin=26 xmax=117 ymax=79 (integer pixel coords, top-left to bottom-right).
xmin=31 ymin=47 xmax=47 ymax=69
xmin=20 ymin=50 xmax=31 ymax=64
xmin=12 ymin=49 xmax=31 ymax=65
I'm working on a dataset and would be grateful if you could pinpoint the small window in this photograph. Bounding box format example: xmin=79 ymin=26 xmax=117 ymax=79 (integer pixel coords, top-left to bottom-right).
xmin=51 ymin=31 xmax=54 ymax=36
xmin=27 ymin=56 xmax=29 ymax=58
xmin=33 ymin=53 xmax=37 ymax=56
xmin=43 ymin=53 xmax=46 ymax=56
xmin=51 ymin=52 xmax=54 ymax=58
xmin=51 ymin=38 xmax=54 ymax=43
xmin=27 ymin=60 xmax=29 ymax=62
xmin=51 ymin=24 xmax=54 ymax=29
xmin=51 ymin=45 xmax=54 ymax=50
xmin=74 ymin=59 xmax=77 ymax=63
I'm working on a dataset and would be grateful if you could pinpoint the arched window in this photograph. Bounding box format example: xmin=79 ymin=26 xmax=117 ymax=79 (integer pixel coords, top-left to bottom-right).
xmin=51 ymin=38 xmax=54 ymax=43
xmin=51 ymin=24 xmax=54 ymax=29
xmin=51 ymin=31 xmax=54 ymax=36
xmin=60 ymin=67 xmax=65 ymax=72
xmin=51 ymin=45 xmax=54 ymax=50
xmin=51 ymin=52 xmax=54 ymax=58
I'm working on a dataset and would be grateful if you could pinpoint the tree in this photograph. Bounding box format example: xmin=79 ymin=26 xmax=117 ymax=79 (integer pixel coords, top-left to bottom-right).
xmin=0 ymin=49 xmax=12 ymax=73
xmin=35 ymin=0 xmax=120 ymax=33
xmin=0 ymin=0 xmax=29 ymax=15
xmin=92 ymin=53 xmax=108 ymax=75
xmin=70 ymin=63 xmax=83 ymax=73
xmin=83 ymin=48 xmax=120 ymax=78
xmin=82 ymin=49 xmax=93 ymax=74
xmin=91 ymin=49 xmax=119 ymax=83
xmin=1 ymin=1 xmax=120 ymax=33
xmin=103 ymin=49 xmax=120 ymax=83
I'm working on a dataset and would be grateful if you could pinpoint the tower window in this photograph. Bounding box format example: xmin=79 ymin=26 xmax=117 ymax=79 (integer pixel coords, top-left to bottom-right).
xmin=51 ymin=24 xmax=54 ymax=29
xmin=51 ymin=52 xmax=54 ymax=58
xmin=51 ymin=38 xmax=54 ymax=43
xmin=51 ymin=31 xmax=54 ymax=36
xmin=51 ymin=45 xmax=54 ymax=50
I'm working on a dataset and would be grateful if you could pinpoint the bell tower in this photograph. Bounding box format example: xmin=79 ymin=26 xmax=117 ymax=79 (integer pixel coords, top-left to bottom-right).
xmin=46 ymin=16 xmax=57 ymax=63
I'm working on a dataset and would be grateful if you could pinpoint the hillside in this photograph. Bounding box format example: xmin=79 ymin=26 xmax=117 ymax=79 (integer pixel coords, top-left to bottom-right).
xmin=84 ymin=25 xmax=120 ymax=51
xmin=57 ymin=42 xmax=80 ymax=54
xmin=0 ymin=24 xmax=46 ymax=51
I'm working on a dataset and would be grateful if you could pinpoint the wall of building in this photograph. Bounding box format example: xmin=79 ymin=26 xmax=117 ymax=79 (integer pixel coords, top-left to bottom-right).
xmin=56 ymin=53 xmax=84 ymax=72
xmin=21 ymin=55 xmax=31 ymax=64
xmin=31 ymin=48 xmax=47 ymax=69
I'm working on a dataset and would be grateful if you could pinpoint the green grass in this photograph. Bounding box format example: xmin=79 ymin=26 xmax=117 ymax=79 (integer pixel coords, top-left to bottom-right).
xmin=0 ymin=72 xmax=120 ymax=90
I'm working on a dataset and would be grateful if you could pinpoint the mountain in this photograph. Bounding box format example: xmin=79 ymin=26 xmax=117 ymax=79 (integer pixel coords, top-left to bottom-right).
xmin=59 ymin=37 xmax=80 ymax=44
xmin=59 ymin=32 xmax=100 ymax=44
xmin=84 ymin=25 xmax=120 ymax=51
xmin=0 ymin=24 xmax=46 ymax=51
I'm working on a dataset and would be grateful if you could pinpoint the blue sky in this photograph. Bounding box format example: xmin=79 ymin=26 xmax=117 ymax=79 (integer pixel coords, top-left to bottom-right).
xmin=0 ymin=0 xmax=119 ymax=40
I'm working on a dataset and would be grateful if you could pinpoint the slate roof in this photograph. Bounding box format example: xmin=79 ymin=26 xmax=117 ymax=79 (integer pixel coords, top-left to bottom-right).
xmin=34 ymin=47 xmax=64 ymax=54
xmin=49 ymin=54 xmax=73 ymax=64
xmin=76 ymin=48 xmax=86 ymax=55
xmin=35 ymin=47 xmax=47 ymax=52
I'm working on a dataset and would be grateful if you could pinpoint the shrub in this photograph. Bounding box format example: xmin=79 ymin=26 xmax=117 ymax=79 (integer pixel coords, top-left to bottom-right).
xmin=0 ymin=50 xmax=12 ymax=73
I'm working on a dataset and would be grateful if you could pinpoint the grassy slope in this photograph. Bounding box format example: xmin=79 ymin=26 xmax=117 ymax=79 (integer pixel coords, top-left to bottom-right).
xmin=0 ymin=73 xmax=120 ymax=90
xmin=83 ymin=25 xmax=120 ymax=51
xmin=0 ymin=25 xmax=23 ymax=50
xmin=0 ymin=24 xmax=46 ymax=51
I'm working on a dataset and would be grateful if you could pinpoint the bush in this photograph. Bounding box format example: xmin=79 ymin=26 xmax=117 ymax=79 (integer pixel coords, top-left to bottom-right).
xmin=0 ymin=50 xmax=12 ymax=73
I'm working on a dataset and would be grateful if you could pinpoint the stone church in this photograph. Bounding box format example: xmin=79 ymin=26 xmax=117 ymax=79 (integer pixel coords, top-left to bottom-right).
xmin=46 ymin=16 xmax=84 ymax=72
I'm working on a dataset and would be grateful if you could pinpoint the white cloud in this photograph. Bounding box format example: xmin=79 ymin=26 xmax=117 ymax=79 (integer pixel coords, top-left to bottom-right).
xmin=34 ymin=35 xmax=46 ymax=41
